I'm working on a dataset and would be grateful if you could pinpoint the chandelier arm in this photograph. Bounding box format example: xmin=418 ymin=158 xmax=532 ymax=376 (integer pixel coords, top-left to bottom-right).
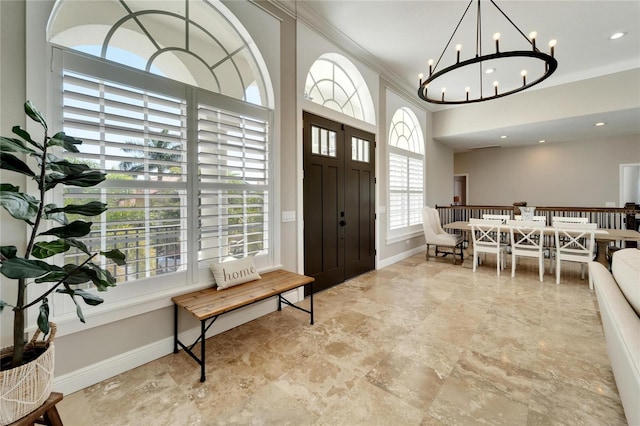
xmin=489 ymin=0 xmax=535 ymax=48
xmin=433 ymin=0 xmax=474 ymax=71
xmin=476 ymin=0 xmax=482 ymax=57
xmin=477 ymin=0 xmax=483 ymax=98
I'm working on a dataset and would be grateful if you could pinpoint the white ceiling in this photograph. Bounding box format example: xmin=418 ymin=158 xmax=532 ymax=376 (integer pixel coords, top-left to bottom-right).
xmin=287 ymin=0 xmax=640 ymax=151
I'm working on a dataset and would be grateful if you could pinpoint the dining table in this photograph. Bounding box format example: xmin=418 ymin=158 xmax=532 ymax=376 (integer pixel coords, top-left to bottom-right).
xmin=443 ymin=220 xmax=640 ymax=269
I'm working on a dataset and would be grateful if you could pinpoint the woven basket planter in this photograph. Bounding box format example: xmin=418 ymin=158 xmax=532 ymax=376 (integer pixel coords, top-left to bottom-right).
xmin=0 ymin=324 xmax=56 ymax=425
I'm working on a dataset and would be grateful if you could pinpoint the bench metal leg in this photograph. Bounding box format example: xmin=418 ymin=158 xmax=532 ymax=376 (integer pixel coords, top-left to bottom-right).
xmin=200 ymin=320 xmax=206 ymax=382
xmin=173 ymin=304 xmax=179 ymax=354
xmin=278 ymin=283 xmax=314 ymax=325
xmin=174 ymin=312 xmax=219 ymax=383
xmin=309 ymin=281 xmax=314 ymax=325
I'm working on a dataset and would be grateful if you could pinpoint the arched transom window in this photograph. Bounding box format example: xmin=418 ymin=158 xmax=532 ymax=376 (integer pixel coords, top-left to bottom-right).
xmin=388 ymin=107 xmax=424 ymax=231
xmin=304 ymin=53 xmax=375 ymax=124
xmin=49 ymin=0 xmax=272 ymax=107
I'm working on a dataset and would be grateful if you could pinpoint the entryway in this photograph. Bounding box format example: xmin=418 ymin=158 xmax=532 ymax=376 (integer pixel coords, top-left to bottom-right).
xmin=302 ymin=112 xmax=376 ymax=293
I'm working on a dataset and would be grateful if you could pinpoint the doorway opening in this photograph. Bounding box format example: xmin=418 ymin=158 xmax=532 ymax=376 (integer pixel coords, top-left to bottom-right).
xmin=453 ymin=174 xmax=468 ymax=206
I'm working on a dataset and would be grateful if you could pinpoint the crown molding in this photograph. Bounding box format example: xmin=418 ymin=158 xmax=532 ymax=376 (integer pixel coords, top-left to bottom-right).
xmin=267 ymin=0 xmax=432 ymax=112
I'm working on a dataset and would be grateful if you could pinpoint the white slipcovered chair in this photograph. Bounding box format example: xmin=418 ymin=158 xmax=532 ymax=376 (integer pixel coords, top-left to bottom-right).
xmin=554 ymin=222 xmax=597 ymax=284
xmin=422 ymin=206 xmax=463 ymax=264
xmin=507 ymin=219 xmax=546 ymax=281
xmin=469 ymin=218 xmax=508 ymax=275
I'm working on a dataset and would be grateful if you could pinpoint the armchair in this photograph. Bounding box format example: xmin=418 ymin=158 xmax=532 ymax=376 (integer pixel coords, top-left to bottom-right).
xmin=422 ymin=206 xmax=464 ymax=264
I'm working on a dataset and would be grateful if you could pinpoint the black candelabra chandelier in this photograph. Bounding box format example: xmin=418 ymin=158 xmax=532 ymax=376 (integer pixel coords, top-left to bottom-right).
xmin=418 ymin=0 xmax=558 ymax=105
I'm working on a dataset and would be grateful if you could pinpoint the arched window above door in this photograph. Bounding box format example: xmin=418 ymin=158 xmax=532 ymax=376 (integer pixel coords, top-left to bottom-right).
xmin=304 ymin=52 xmax=375 ymax=125
xmin=48 ymin=0 xmax=272 ymax=107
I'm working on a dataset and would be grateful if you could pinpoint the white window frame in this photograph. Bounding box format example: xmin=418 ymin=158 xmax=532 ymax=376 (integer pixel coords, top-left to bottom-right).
xmin=387 ymin=107 xmax=425 ymax=241
xmin=42 ymin=47 xmax=275 ymax=334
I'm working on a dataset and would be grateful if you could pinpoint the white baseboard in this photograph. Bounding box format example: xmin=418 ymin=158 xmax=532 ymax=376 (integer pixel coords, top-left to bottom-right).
xmin=378 ymin=246 xmax=426 ymax=269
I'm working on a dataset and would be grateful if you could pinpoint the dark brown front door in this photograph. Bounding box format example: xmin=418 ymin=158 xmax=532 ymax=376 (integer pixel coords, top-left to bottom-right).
xmin=303 ymin=112 xmax=375 ymax=293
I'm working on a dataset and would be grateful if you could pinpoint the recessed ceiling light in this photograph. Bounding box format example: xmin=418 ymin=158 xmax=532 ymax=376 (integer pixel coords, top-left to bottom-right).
xmin=610 ymin=32 xmax=626 ymax=40
xmin=595 ymin=122 xmax=606 ymax=126
xmin=500 ymin=135 xmax=507 ymax=139
xmin=538 ymin=140 xmax=546 ymax=143
xmin=485 ymin=68 xmax=495 ymax=74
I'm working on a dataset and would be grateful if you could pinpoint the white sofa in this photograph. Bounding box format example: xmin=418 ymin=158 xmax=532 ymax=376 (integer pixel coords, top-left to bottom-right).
xmin=589 ymin=248 xmax=640 ymax=426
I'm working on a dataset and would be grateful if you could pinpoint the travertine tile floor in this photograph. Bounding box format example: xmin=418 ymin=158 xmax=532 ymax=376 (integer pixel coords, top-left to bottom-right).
xmin=58 ymin=254 xmax=628 ymax=425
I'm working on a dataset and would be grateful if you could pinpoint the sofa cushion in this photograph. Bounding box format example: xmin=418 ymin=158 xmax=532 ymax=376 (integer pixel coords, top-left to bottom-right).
xmin=612 ymin=249 xmax=640 ymax=316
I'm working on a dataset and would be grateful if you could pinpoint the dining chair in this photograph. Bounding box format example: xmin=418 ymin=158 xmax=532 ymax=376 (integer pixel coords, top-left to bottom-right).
xmin=482 ymin=214 xmax=510 ymax=223
xmin=553 ymin=222 xmax=597 ymax=284
xmin=507 ymin=219 xmax=545 ymax=281
xmin=469 ymin=218 xmax=508 ymax=275
xmin=552 ymin=216 xmax=588 ymax=225
xmin=550 ymin=216 xmax=590 ymax=273
xmin=482 ymin=214 xmax=511 ymax=246
xmin=422 ymin=206 xmax=464 ymax=264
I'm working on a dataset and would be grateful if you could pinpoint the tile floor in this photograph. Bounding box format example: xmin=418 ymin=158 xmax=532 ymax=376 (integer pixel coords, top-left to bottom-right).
xmin=57 ymin=254 xmax=628 ymax=425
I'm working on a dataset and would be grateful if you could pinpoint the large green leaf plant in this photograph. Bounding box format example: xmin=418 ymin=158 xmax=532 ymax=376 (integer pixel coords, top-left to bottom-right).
xmin=0 ymin=101 xmax=125 ymax=369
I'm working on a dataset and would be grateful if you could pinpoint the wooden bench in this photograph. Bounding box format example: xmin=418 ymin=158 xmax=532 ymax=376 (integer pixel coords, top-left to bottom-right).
xmin=172 ymin=269 xmax=314 ymax=382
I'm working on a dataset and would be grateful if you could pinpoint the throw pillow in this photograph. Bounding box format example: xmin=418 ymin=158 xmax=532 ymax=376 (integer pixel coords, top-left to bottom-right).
xmin=210 ymin=257 xmax=261 ymax=290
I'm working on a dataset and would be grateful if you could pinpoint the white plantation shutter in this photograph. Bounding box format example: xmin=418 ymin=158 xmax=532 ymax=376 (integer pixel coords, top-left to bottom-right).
xmin=62 ymin=68 xmax=189 ymax=282
xmin=389 ymin=153 xmax=408 ymax=229
xmin=388 ymin=154 xmax=423 ymax=230
xmin=408 ymin=158 xmax=424 ymax=226
xmin=197 ymin=101 xmax=270 ymax=264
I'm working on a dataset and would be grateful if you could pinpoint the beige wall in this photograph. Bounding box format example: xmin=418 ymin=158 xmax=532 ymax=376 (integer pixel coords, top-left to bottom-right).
xmin=454 ymin=134 xmax=640 ymax=207
xmin=0 ymin=0 xmax=28 ymax=354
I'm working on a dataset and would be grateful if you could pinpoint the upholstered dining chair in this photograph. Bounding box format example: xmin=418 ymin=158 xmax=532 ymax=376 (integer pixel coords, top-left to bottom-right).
xmin=507 ymin=219 xmax=546 ymax=281
xmin=469 ymin=218 xmax=508 ymax=275
xmin=422 ymin=206 xmax=464 ymax=264
xmin=553 ymin=222 xmax=597 ymax=284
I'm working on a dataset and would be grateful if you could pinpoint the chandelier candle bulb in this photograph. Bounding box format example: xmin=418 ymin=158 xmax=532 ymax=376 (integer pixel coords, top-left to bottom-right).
xmin=521 ymin=70 xmax=527 ymax=85
xmin=529 ymin=31 xmax=537 ymax=50
xmin=493 ymin=80 xmax=499 ymax=95
xmin=441 ymin=87 xmax=446 ymax=101
xmin=493 ymin=32 xmax=500 ymax=52
xmin=455 ymin=44 xmax=462 ymax=62
xmin=549 ymin=39 xmax=557 ymax=57
xmin=465 ymin=86 xmax=470 ymax=101
xmin=418 ymin=73 xmax=424 ymax=85
xmin=428 ymin=59 xmax=434 ymax=75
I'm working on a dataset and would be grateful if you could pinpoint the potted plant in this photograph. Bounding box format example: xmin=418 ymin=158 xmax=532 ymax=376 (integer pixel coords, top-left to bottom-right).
xmin=0 ymin=101 xmax=125 ymax=424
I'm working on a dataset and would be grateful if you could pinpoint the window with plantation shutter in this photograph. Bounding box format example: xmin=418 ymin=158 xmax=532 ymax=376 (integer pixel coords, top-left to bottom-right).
xmin=54 ymin=47 xmax=273 ymax=296
xmin=388 ymin=107 xmax=425 ymax=234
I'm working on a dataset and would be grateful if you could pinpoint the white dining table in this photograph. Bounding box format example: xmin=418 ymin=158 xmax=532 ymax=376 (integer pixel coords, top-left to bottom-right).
xmin=442 ymin=221 xmax=640 ymax=269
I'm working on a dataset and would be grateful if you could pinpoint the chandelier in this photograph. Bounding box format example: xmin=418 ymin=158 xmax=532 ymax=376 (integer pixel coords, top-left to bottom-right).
xmin=417 ymin=0 xmax=558 ymax=105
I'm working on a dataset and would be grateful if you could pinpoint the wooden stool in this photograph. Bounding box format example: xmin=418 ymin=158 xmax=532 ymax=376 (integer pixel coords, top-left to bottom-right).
xmin=9 ymin=392 xmax=63 ymax=426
